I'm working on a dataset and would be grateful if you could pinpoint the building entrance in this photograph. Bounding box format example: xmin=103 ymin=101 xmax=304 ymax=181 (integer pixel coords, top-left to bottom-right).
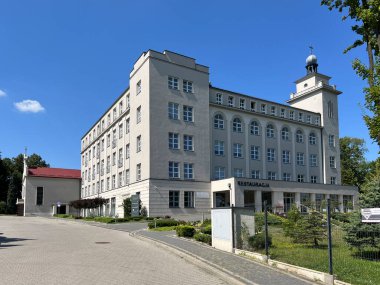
xmin=261 ymin=191 xmax=272 ymax=210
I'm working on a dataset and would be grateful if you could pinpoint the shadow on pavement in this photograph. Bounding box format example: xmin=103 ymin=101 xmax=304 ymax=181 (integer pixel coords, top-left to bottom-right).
xmin=0 ymin=233 xmax=35 ymax=249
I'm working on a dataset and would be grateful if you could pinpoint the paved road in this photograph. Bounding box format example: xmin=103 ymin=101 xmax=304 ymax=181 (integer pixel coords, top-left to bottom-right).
xmin=0 ymin=216 xmax=232 ymax=285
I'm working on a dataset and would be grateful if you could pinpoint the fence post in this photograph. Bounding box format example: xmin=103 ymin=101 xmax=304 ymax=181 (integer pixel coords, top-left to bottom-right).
xmin=327 ymin=198 xmax=333 ymax=276
xmin=264 ymin=200 xmax=269 ymax=261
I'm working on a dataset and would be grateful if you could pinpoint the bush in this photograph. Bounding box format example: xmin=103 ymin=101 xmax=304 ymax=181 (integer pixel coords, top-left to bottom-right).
xmin=248 ymin=232 xmax=272 ymax=250
xmin=0 ymin=201 xmax=6 ymax=214
xmin=201 ymin=219 xmax=211 ymax=226
xmin=54 ymin=214 xmax=73 ymax=219
xmin=148 ymin=219 xmax=179 ymax=229
xmin=194 ymin=233 xmax=212 ymax=245
xmin=255 ymin=212 xmax=283 ymax=233
xmin=332 ymin=212 xmax=352 ymax=223
xmin=176 ymin=225 xmax=196 ymax=237
xmin=201 ymin=225 xmax=212 ymax=235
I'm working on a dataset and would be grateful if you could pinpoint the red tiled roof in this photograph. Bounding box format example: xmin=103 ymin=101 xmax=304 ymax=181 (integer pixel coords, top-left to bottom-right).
xmin=28 ymin=167 xmax=81 ymax=179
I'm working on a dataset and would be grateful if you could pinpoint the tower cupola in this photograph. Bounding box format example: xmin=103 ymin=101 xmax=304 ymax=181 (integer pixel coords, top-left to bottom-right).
xmin=306 ymin=46 xmax=318 ymax=74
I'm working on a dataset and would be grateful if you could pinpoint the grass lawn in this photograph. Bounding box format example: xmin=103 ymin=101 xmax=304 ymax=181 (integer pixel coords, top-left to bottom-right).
xmin=262 ymin=225 xmax=379 ymax=285
xmin=149 ymin=226 xmax=177 ymax=231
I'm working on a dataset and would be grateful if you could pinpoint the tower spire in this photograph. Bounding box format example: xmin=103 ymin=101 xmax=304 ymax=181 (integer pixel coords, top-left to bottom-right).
xmin=305 ymin=46 xmax=318 ymax=74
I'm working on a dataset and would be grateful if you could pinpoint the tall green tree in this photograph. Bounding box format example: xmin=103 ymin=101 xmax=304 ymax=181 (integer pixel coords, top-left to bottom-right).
xmin=321 ymin=0 xmax=380 ymax=146
xmin=340 ymin=137 xmax=369 ymax=187
xmin=6 ymin=174 xmax=20 ymax=214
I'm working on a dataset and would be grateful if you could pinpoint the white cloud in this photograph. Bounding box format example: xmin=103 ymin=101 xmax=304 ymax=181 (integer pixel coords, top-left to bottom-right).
xmin=0 ymin=89 xmax=6 ymax=97
xmin=14 ymin=100 xmax=45 ymax=113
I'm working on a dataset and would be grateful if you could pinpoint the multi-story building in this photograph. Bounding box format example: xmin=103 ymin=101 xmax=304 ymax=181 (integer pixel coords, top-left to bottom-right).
xmin=81 ymin=50 xmax=357 ymax=218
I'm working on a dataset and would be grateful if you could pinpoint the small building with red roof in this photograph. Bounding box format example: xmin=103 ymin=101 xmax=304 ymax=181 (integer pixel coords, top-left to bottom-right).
xmin=17 ymin=157 xmax=81 ymax=216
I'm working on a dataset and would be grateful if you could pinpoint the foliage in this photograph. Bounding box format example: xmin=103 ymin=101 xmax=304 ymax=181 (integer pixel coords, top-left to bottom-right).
xmin=69 ymin=198 xmax=107 ymax=210
xmin=122 ymin=198 xmax=131 ymax=217
xmin=339 ymin=137 xmax=370 ymax=187
xmin=282 ymin=205 xmax=303 ymax=240
xmin=140 ymin=206 xmax=147 ymax=217
xmin=54 ymin=214 xmax=74 ymax=218
xmin=6 ymin=174 xmax=20 ymax=214
xmin=150 ymin=226 xmax=178 ymax=232
xmin=254 ymin=212 xmax=284 ymax=233
xmin=200 ymin=224 xmax=212 ymax=235
xmin=147 ymin=219 xmax=179 ymax=229
xmin=332 ymin=212 xmax=353 ymax=223
xmin=194 ymin=233 xmax=212 ymax=245
xmin=248 ymin=232 xmax=272 ymax=250
xmin=321 ymin=0 xmax=380 ymax=146
xmin=176 ymin=225 xmax=196 ymax=237
xmin=0 ymin=201 xmax=7 ymax=214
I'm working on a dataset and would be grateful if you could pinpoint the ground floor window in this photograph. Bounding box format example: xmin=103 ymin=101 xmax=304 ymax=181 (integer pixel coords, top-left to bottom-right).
xmin=184 ymin=191 xmax=194 ymax=208
xmin=169 ymin=191 xmax=179 ymax=208
xmin=110 ymin=197 xmax=116 ymax=216
xmin=36 ymin=187 xmax=43 ymax=205
xmin=300 ymin=193 xmax=311 ymax=213
xmin=330 ymin=194 xmax=340 ymax=211
xmin=343 ymin=195 xmax=353 ymax=212
xmin=283 ymin=192 xmax=295 ymax=212
xmin=315 ymin=194 xmax=325 ymax=212
xmin=244 ymin=190 xmax=255 ymax=208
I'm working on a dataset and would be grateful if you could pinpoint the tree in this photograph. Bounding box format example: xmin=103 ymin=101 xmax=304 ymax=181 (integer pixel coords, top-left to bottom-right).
xmin=340 ymin=137 xmax=369 ymax=187
xmin=6 ymin=174 xmax=20 ymax=214
xmin=297 ymin=211 xmax=327 ymax=247
xmin=0 ymin=158 xmax=9 ymax=202
xmin=122 ymin=198 xmax=131 ymax=217
xmin=321 ymin=0 xmax=380 ymax=146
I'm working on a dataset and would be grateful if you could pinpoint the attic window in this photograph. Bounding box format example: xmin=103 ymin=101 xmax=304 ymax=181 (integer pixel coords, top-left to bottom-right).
xmin=304 ymin=83 xmax=308 ymax=88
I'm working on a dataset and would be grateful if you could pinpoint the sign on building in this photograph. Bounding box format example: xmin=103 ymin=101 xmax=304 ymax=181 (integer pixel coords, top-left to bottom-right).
xmin=361 ymin=208 xmax=380 ymax=223
xmin=131 ymin=194 xmax=140 ymax=217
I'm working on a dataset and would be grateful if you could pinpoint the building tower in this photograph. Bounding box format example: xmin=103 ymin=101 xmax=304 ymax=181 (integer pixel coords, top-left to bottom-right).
xmin=288 ymin=52 xmax=341 ymax=184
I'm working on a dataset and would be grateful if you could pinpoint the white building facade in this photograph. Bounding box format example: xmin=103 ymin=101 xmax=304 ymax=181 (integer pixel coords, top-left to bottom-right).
xmin=80 ymin=50 xmax=357 ymax=218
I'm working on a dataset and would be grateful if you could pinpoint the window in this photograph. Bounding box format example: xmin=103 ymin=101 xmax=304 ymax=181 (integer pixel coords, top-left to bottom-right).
xmin=126 ymin=144 xmax=130 ymax=159
xmin=118 ymin=172 xmax=123 ymax=187
xmin=311 ymin=176 xmax=317 ymax=183
xmin=330 ymin=177 xmax=336 ymax=185
xmin=234 ymin=168 xmax=244 ymax=178
xmin=168 ymin=102 xmax=179 ymax=120
xmin=282 ymin=150 xmax=290 ymax=164
xmin=267 ymin=148 xmax=275 ymax=162
xmin=268 ymin=171 xmax=276 ymax=180
xmin=101 ymin=139 xmax=105 ymax=151
xmin=233 ymin=143 xmax=243 ymax=158
xmin=298 ymin=112 xmax=303 ymax=122
xmin=126 ymin=119 xmax=130 ymax=134
xmin=296 ymin=130 xmax=304 ymax=143
xmin=106 ymin=156 xmax=110 ymax=172
xmin=283 ymin=173 xmax=291 ymax=181
xmin=119 ymin=124 xmax=123 ymax=139
xmin=315 ymin=117 xmax=320 ymax=125
xmin=184 ymin=191 xmax=194 ymax=208
xmin=126 ymin=94 xmax=130 ymax=108
xmin=261 ymin=104 xmax=266 ymax=114
xmin=239 ymin=98 xmax=245 ymax=109
xmin=36 ymin=187 xmax=43 ymax=205
xmin=136 ymin=80 xmax=141 ymax=94
xmin=328 ymin=135 xmax=335 ymax=147
xmin=309 ymin=133 xmax=316 ymax=145
xmin=119 ymin=101 xmax=123 ymax=115
xmin=296 ymin=152 xmax=305 ymax=165
xmin=266 ymin=124 xmax=274 ymax=138
xmin=183 ymin=80 xmax=193 ymax=93
xmin=297 ymin=174 xmax=304 ymax=183
xmin=118 ymin=149 xmax=123 ymax=166
xmin=214 ymin=140 xmax=224 ymax=156
xmin=250 ymin=101 xmax=256 ymax=111
xmin=310 ymin=154 xmax=317 ymax=167
xmin=280 ymin=108 xmax=285 ymax=118
xmin=281 ymin=127 xmax=289 ymax=140
xmin=232 ymin=118 xmax=242 ymax=132
xmin=250 ymin=146 xmax=260 ymax=160
xmin=137 ymin=136 xmax=141 ymax=152
xmin=214 ymin=114 xmax=224 ymax=129
xmin=168 ymin=133 xmax=179 ymax=149
xmin=107 ymin=134 xmax=110 ymax=147
xmin=168 ymin=76 xmax=179 ymax=90
xmin=106 ymin=178 xmax=110 ymax=190
xmin=107 ymin=114 xmax=111 ymax=126
xmin=112 ymin=152 xmax=116 ymax=166
xmin=270 ymin=106 xmax=276 ymax=116
xmin=112 ymin=175 xmax=116 ymax=189
xmin=330 ymin=156 xmax=336 ymax=168
xmin=250 ymin=121 xmax=260 ymax=135
xmin=214 ymin=167 xmax=225 ymax=180
xmin=136 ymin=106 xmax=141 ymax=123
xmin=328 ymin=101 xmax=334 ymax=118
xmin=184 ymin=163 xmax=194 ymax=179
xmin=228 ymin=96 xmax=234 ymax=107
xmin=125 ymin=170 xmax=130 ymax=185
xmin=169 ymin=191 xmax=179 ymax=208
xmin=306 ymin=115 xmax=311 ymax=124
xmin=289 ymin=110 xmax=294 ymax=120
xmin=113 ymin=107 xmax=117 ymax=121
xmin=251 ymin=170 xmax=260 ymax=179
xmin=136 ymin=164 xmax=141 ymax=181
xmin=169 ymin=161 xmax=180 ymax=178
xmin=216 ymin=93 xmax=223 ymax=104
xmin=183 ymin=135 xmax=193 ymax=151
xmin=183 ymin=106 xmax=193 ymax=122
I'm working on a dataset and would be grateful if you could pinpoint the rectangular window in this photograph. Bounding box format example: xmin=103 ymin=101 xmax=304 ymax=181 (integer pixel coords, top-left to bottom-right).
xmin=214 ymin=167 xmax=225 ymax=180
xmin=239 ymin=98 xmax=245 ymax=110
xmin=183 ymin=106 xmax=193 ymax=122
xmin=311 ymin=176 xmax=317 ymax=183
xmin=112 ymin=175 xmax=116 ymax=189
xmin=228 ymin=96 xmax=234 ymax=107
xmin=136 ymin=80 xmax=142 ymax=94
xmin=168 ymin=76 xmax=179 ymax=90
xmin=183 ymin=80 xmax=193 ymax=93
xmin=214 ymin=140 xmax=224 ymax=156
xmin=184 ymin=191 xmax=194 ymax=208
xmin=216 ymin=93 xmax=223 ymax=104
xmin=36 ymin=187 xmax=43 ymax=205
xmin=126 ymin=119 xmax=130 ymax=134
xmin=296 ymin=152 xmax=305 ymax=165
xmin=328 ymin=135 xmax=335 ymax=147
xmin=233 ymin=143 xmax=243 ymax=158
xmin=118 ymin=172 xmax=123 ymax=187
xmin=125 ymin=170 xmax=130 ymax=185
xmin=184 ymin=163 xmax=194 ymax=179
xmin=168 ymin=102 xmax=179 ymax=120
xmin=119 ymin=124 xmax=123 ymax=139
xmin=251 ymin=170 xmax=260 ymax=179
xmin=289 ymin=110 xmax=294 ymax=120
xmin=169 ymin=161 xmax=180 ymax=178
xmin=270 ymin=106 xmax=276 ymax=116
xmin=126 ymin=144 xmax=130 ymax=159
xmin=169 ymin=191 xmax=179 ymax=208
xmin=280 ymin=108 xmax=285 ymax=118
xmin=169 ymin=133 xmax=179 ymax=149
xmin=310 ymin=154 xmax=317 ymax=167
xmin=112 ymin=152 xmax=116 ymax=166
xmin=106 ymin=178 xmax=110 ymax=190
xmin=283 ymin=173 xmax=291 ymax=181
xmin=306 ymin=115 xmax=311 ymax=124
xmin=330 ymin=177 xmax=336 ymax=184
xmin=137 ymin=135 xmax=141 ymax=152
xmin=126 ymin=94 xmax=130 ymax=109
xmin=315 ymin=117 xmax=320 ymax=125
xmin=297 ymin=174 xmax=304 ymax=183
xmin=136 ymin=164 xmax=141 ymax=181
xmin=282 ymin=150 xmax=290 ymax=164
xmin=330 ymin=156 xmax=336 ymax=168
xmin=298 ymin=112 xmax=303 ymax=122
xmin=136 ymin=106 xmax=141 ymax=123
xmin=267 ymin=171 xmax=276 ymax=180
xmin=118 ymin=148 xmax=123 ymax=167
xmin=119 ymin=101 xmax=123 ymax=115
xmin=250 ymin=101 xmax=256 ymax=111
xmin=234 ymin=168 xmax=244 ymax=178
xmin=183 ymin=135 xmax=193 ymax=151
xmin=113 ymin=107 xmax=117 ymax=121
xmin=261 ymin=104 xmax=266 ymax=114
xmin=250 ymin=145 xmax=260 ymax=160
xmin=267 ymin=148 xmax=275 ymax=162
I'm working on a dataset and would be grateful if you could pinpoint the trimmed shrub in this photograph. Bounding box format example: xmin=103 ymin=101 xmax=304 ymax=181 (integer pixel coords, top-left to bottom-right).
xmin=248 ymin=232 xmax=272 ymax=250
xmin=194 ymin=233 xmax=212 ymax=245
xmin=176 ymin=225 xmax=196 ymax=237
xmin=201 ymin=219 xmax=211 ymax=226
xmin=148 ymin=219 xmax=179 ymax=229
xmin=201 ymin=225 xmax=212 ymax=235
xmin=54 ymin=214 xmax=73 ymax=219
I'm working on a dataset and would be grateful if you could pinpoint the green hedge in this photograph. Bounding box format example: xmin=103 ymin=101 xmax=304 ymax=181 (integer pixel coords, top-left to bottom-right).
xmin=176 ymin=225 xmax=196 ymax=237
xmin=148 ymin=219 xmax=179 ymax=229
xmin=248 ymin=232 xmax=272 ymax=250
xmin=201 ymin=225 xmax=212 ymax=235
xmin=194 ymin=233 xmax=212 ymax=245
xmin=54 ymin=214 xmax=74 ymax=219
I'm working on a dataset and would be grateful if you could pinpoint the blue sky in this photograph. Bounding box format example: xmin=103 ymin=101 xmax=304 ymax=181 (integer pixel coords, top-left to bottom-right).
xmin=0 ymin=0 xmax=378 ymax=169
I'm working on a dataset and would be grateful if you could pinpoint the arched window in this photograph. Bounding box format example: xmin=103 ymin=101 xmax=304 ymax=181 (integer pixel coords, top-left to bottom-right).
xmin=309 ymin=132 xmax=316 ymax=145
xmin=250 ymin=121 xmax=260 ymax=135
xmin=296 ymin=130 xmax=304 ymax=143
xmin=233 ymin=118 xmax=242 ymax=132
xmin=281 ymin=127 xmax=289 ymax=140
xmin=266 ymin=124 xmax=275 ymax=138
xmin=214 ymin=114 xmax=224 ymax=129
